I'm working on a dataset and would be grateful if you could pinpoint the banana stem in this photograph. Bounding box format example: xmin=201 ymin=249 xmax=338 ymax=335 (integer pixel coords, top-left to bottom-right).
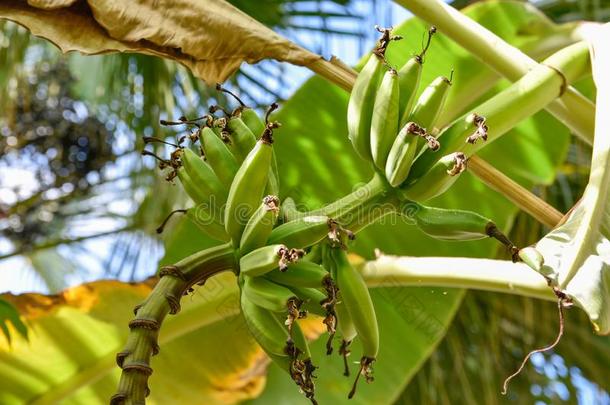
xmin=394 ymin=0 xmax=595 ymax=145
xmin=468 ymin=156 xmax=563 ymax=228
xmin=309 ymin=172 xmax=392 ymax=219
xmin=112 ymin=243 xmax=236 ymax=404
xmin=361 ymin=255 xmax=555 ymax=302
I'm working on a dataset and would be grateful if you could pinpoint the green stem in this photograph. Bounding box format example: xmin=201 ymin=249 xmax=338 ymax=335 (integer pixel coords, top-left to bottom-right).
xmin=408 ymin=41 xmax=591 ymax=182
xmin=438 ymin=30 xmax=585 ymax=128
xmin=361 ymin=255 xmax=555 ymax=301
xmin=395 ymin=0 xmax=595 ymax=144
xmin=308 ymin=172 xmax=391 ymax=219
xmin=111 ymin=243 xmax=236 ymax=405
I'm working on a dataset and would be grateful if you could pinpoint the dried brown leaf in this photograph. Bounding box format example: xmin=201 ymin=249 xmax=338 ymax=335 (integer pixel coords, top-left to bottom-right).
xmin=0 ymin=0 xmax=321 ymax=84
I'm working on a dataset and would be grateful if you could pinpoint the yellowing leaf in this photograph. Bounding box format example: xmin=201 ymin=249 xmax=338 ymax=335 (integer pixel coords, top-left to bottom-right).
xmin=0 ymin=0 xmax=321 ymax=84
xmin=0 ymin=274 xmax=269 ymax=404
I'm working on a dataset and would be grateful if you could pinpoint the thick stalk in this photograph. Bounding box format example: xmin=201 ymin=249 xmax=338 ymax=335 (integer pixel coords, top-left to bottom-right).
xmin=309 ymin=172 xmax=391 ymax=219
xmin=395 ymin=0 xmax=595 ymax=145
xmin=468 ymin=156 xmax=563 ymax=228
xmin=362 ymin=255 xmax=555 ymax=302
xmin=111 ymin=243 xmax=236 ymax=405
xmin=408 ymin=41 xmax=591 ymax=182
xmin=438 ymin=30 xmax=586 ymax=128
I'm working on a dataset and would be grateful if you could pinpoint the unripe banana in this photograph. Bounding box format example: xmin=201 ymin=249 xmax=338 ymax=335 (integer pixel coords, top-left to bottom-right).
xmin=267 ymin=215 xmax=331 ymax=249
xmin=240 ymin=244 xmax=305 ymax=277
xmin=243 ymin=276 xmax=302 ymax=314
xmin=398 ymin=26 xmax=435 ymax=126
xmin=290 ymin=282 xmax=339 ymax=355
xmin=176 ymin=167 xmax=208 ymax=205
xmin=199 ymin=127 xmax=239 ymax=185
xmin=280 ymin=197 xmax=302 ymax=223
xmin=397 ymin=57 xmax=423 ymax=126
xmin=239 ymin=195 xmax=280 ymax=254
xmin=180 ymin=148 xmax=228 ymax=202
xmin=235 ymin=107 xmax=281 ymax=197
xmin=284 ymin=319 xmax=318 ymax=403
xmin=400 ymin=152 xmax=467 ymax=201
xmin=385 ymin=122 xmax=427 ymax=187
xmin=185 ymin=206 xmax=230 ymax=243
xmin=240 ymin=291 xmax=290 ymax=357
xmin=240 ymin=108 xmax=266 ymax=138
xmin=224 ymin=132 xmax=273 ymax=243
xmin=240 ymin=244 xmax=285 ymax=277
xmin=348 ymin=53 xmax=383 ymax=160
xmin=265 ymin=261 xmax=330 ymax=288
xmin=330 ymin=248 xmax=378 ymax=398
xmin=290 ymin=320 xmax=312 ymax=361
xmin=288 ymin=285 xmax=327 ymax=317
xmin=407 ymin=74 xmax=452 ymax=132
xmin=226 ymin=117 xmax=257 ymax=162
xmin=410 ymin=203 xmax=493 ymax=241
xmin=370 ymin=68 xmax=400 ymax=170
xmin=335 ymin=299 xmax=357 ymax=377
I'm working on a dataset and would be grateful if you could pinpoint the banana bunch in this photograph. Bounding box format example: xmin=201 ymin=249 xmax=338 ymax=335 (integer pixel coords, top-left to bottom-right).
xmin=238 ymin=206 xmax=364 ymax=403
xmin=348 ymin=26 xmax=468 ymax=202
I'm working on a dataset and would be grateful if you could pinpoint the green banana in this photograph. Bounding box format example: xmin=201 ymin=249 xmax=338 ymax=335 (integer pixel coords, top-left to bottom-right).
xmin=185 ymin=205 xmax=230 ymax=242
xmin=267 ymin=215 xmax=332 ymax=249
xmin=397 ymin=26 xmax=435 ymax=126
xmin=176 ymin=166 xmax=208 ymax=205
xmin=243 ymin=276 xmax=303 ymax=319
xmin=397 ymin=57 xmax=423 ymax=126
xmin=240 ymin=108 xmax=266 ymax=138
xmin=180 ymin=148 xmax=228 ymax=202
xmin=265 ymin=261 xmax=330 ymax=289
xmin=226 ymin=117 xmax=257 ymax=162
xmin=288 ymin=286 xmax=327 ymax=317
xmin=285 ymin=320 xmax=318 ymax=403
xmin=240 ymin=291 xmax=290 ymax=357
xmin=239 ymin=195 xmax=280 ymax=254
xmin=408 ymin=74 xmax=452 ymax=132
xmin=290 ymin=320 xmax=312 ymax=361
xmin=336 ymin=299 xmax=357 ymax=376
xmin=410 ymin=203 xmax=509 ymax=244
xmin=224 ymin=127 xmax=274 ymax=243
xmin=400 ymin=152 xmax=467 ymax=201
xmin=370 ymin=68 xmax=400 ymax=170
xmin=347 ymin=53 xmax=383 ymax=160
xmin=240 ymin=244 xmax=305 ymax=277
xmin=330 ymin=248 xmax=378 ymax=398
xmin=289 ymin=282 xmax=338 ymax=355
xmin=280 ymin=197 xmax=302 ymax=223
xmin=199 ymin=127 xmax=239 ymax=185
xmin=384 ymin=122 xmax=427 ymax=187
xmin=235 ymin=106 xmax=281 ymax=197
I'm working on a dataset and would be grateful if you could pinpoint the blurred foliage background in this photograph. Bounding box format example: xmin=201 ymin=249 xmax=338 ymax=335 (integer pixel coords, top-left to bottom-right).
xmin=0 ymin=0 xmax=608 ymax=404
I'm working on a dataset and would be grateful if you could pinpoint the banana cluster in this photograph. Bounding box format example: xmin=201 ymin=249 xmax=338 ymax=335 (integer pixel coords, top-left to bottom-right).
xmin=348 ymin=26 xmax=468 ymax=202
xmin=238 ymin=209 xmax=379 ymax=402
xmin=145 ymin=89 xmax=383 ymax=403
